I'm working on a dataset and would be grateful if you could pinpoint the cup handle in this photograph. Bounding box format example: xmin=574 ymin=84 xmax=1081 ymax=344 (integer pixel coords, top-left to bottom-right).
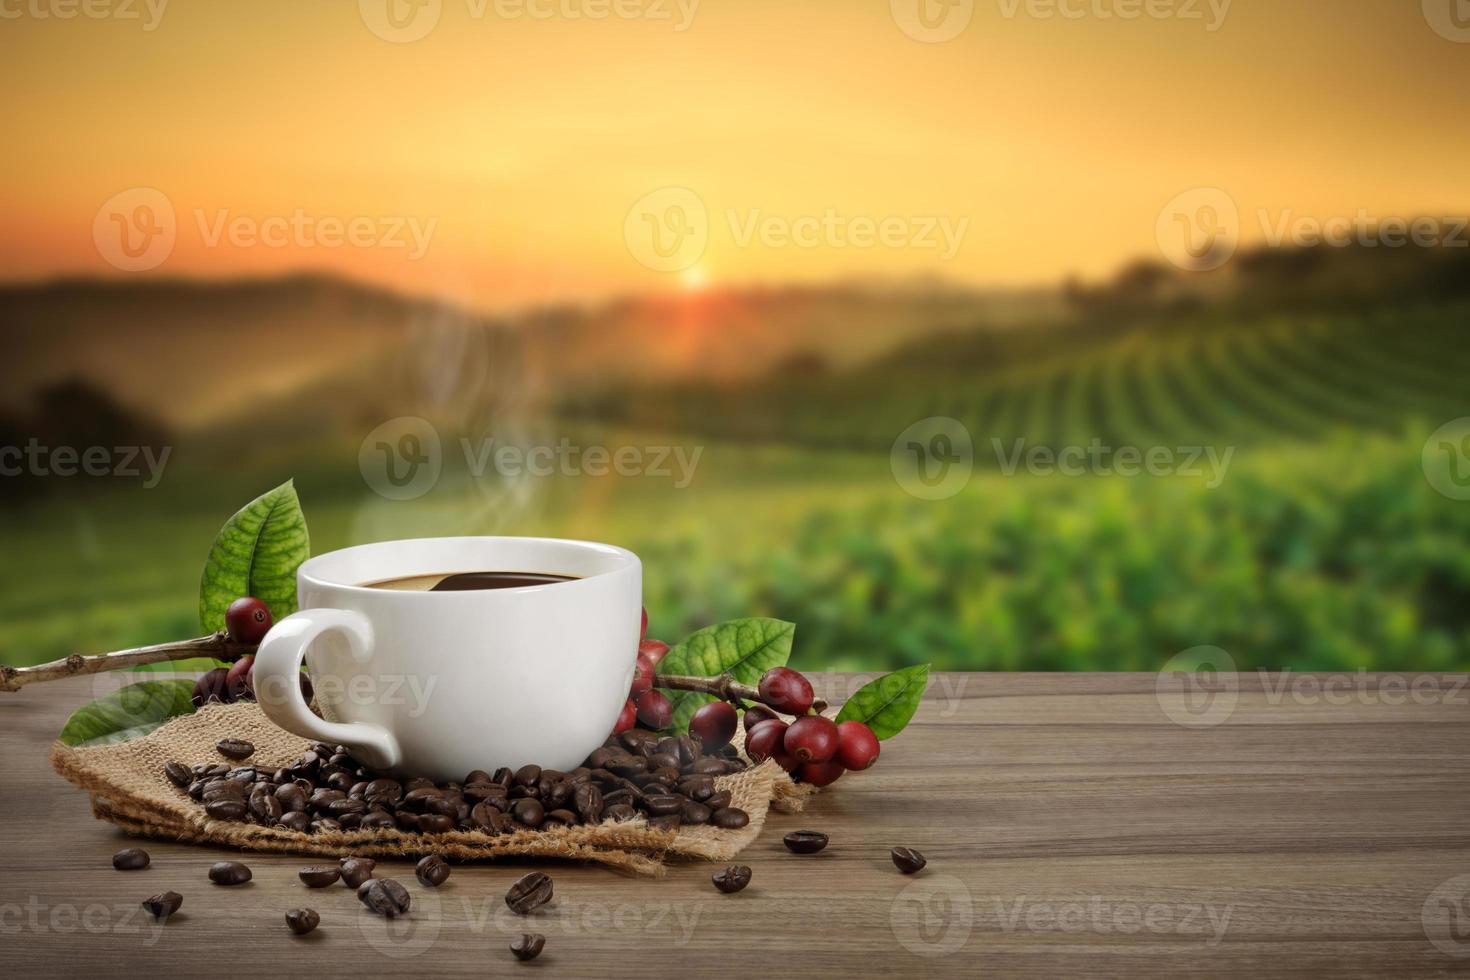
xmin=253 ymin=608 xmax=402 ymax=771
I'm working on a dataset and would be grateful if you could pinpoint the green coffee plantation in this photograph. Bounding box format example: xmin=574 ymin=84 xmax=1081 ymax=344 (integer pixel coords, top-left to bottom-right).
xmin=3 ymin=294 xmax=1469 ymax=673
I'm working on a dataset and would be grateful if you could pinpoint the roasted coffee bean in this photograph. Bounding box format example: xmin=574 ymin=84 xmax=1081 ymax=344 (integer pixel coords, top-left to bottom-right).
xmin=279 ymin=811 xmax=311 ymax=833
xmin=573 ymin=784 xmax=603 ymax=823
xmin=415 ymin=854 xmax=451 ymax=887
xmin=423 ymin=796 xmax=458 ymax=818
xmin=691 ymin=757 xmax=727 ymax=775
xmin=325 ymin=770 xmax=355 ymax=791
xmin=642 ymin=793 xmax=684 ymax=816
xmin=187 ymin=779 xmax=208 ymax=801
xmin=205 ymin=798 xmax=248 ymax=821
xmin=396 ymin=811 xmax=422 ymax=832
xmin=648 ymin=751 xmax=681 ymax=773
xmin=417 ymin=813 xmax=454 ymax=834
xmin=513 ymin=764 xmax=542 ymax=787
xmin=511 ymin=798 xmax=545 ymax=828
xmin=891 ymin=846 xmax=927 ymax=874
xmin=364 ymin=778 xmax=403 ymax=805
xmin=339 ymin=858 xmax=375 ymax=888
xmin=309 ymin=818 xmax=341 ymax=834
xmin=164 ymin=761 xmax=192 ymax=788
xmin=464 ymin=769 xmax=492 ymax=784
xmin=681 ymin=802 xmax=712 ymax=825
xmin=678 ymin=775 xmax=715 ymax=801
xmin=327 ymin=797 xmax=367 ymax=817
xmin=113 ymin=848 xmax=150 ymax=870
xmin=228 ymin=766 xmax=258 ymax=783
xmin=216 ymin=738 xmax=255 ymax=760
xmin=298 ymin=866 xmax=341 ymax=888
xmin=505 ymin=872 xmax=553 ymax=914
xmin=544 ymin=808 xmax=578 ymax=826
xmin=199 ymin=763 xmax=231 ymax=779
xmin=710 ymin=807 xmax=749 ymax=829
xmin=209 ymin=861 xmax=252 ymax=886
xmin=711 ymin=865 xmax=752 ymax=893
xmin=648 ymin=814 xmax=682 ymax=832
xmin=605 ymin=803 xmax=637 ymax=822
xmin=285 ymin=908 xmax=320 ymax=936
xmin=275 ymin=784 xmax=308 ymax=812
xmin=358 ymin=878 xmax=411 ymax=917
xmin=784 ymin=830 xmax=829 ymax=854
xmin=250 ymin=793 xmax=284 ymax=823
xmin=510 ymin=933 xmax=546 ymax=961
xmin=141 ymin=891 xmax=183 ymax=920
xmin=202 ymin=779 xmax=245 ymax=800
xmin=463 ymin=783 xmax=505 ymax=804
xmin=360 ymin=810 xmax=396 ymax=831
xmin=310 ymin=787 xmax=346 ymax=808
xmin=704 ymin=790 xmax=732 ymax=811
xmin=490 ymin=767 xmax=513 ymax=787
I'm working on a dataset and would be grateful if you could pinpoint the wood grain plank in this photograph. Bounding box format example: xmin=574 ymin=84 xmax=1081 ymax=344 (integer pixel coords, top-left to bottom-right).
xmin=1 ymin=673 xmax=1468 ymax=978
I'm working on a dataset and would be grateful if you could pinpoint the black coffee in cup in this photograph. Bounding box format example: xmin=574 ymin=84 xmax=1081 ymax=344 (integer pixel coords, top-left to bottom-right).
xmin=366 ymin=572 xmax=579 ymax=592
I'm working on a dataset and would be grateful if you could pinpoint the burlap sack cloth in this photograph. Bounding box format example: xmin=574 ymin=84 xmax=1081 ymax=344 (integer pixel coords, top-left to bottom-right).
xmin=50 ymin=702 xmax=816 ymax=877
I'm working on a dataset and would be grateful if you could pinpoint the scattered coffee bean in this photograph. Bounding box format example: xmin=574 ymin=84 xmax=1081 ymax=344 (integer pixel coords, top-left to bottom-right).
xmin=710 ymin=807 xmax=750 ymax=829
xmin=285 ymin=908 xmax=320 ymax=935
xmin=711 ymin=865 xmax=752 ymax=893
xmin=298 ymin=866 xmax=341 ymax=888
xmin=891 ymin=846 xmax=927 ymax=874
xmin=415 ymin=854 xmax=451 ymax=887
xmin=216 ymin=738 xmax=255 ymax=760
xmin=505 ymin=872 xmax=553 ymax=915
xmin=113 ymin=848 xmax=150 ymax=870
xmin=141 ymin=891 xmax=183 ymax=920
xmin=358 ymin=878 xmax=411 ymax=917
xmin=208 ymin=861 xmax=252 ymax=886
xmin=163 ymin=761 xmax=192 ymax=788
xmin=783 ymin=830 xmax=829 ymax=854
xmin=339 ymin=858 xmax=375 ymax=888
xmin=510 ymin=933 xmax=546 ymax=961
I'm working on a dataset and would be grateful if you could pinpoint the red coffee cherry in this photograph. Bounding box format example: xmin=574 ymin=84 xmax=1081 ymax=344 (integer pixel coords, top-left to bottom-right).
xmin=225 ymin=597 xmax=273 ymax=645
xmin=743 ymin=703 xmax=779 ymax=732
xmin=758 ymin=667 xmax=813 ymax=716
xmin=629 ymin=653 xmax=656 ymax=700
xmin=796 ymin=758 xmax=845 ymax=787
xmin=745 ymin=719 xmax=798 ymax=771
xmin=635 ymin=690 xmax=673 ymax=730
xmin=191 ymin=666 xmax=232 ymax=707
xmin=225 ymin=655 xmax=255 ymax=702
xmin=639 ymin=639 xmax=670 ymax=667
xmin=612 ymin=699 xmax=637 ymax=735
xmin=689 ymin=701 xmax=738 ymax=752
xmin=784 ymin=715 xmax=839 ymax=764
xmin=835 ymin=720 xmax=880 ymax=771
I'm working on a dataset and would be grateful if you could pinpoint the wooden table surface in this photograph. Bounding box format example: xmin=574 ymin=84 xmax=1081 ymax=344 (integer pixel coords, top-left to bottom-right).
xmin=3 ymin=671 xmax=1470 ymax=978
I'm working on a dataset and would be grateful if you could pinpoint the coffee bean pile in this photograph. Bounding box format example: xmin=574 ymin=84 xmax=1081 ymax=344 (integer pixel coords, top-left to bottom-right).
xmin=164 ymin=726 xmax=751 ymax=837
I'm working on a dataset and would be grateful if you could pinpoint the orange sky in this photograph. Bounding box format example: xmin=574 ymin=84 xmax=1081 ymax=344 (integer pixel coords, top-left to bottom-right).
xmin=1 ymin=0 xmax=1467 ymax=308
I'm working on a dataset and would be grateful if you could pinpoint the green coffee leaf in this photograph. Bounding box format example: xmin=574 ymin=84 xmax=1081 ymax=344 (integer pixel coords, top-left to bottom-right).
xmin=834 ymin=664 xmax=930 ymax=740
xmin=656 ymin=618 xmax=795 ymax=732
xmin=199 ymin=480 xmax=310 ymax=633
xmin=58 ymin=679 xmax=196 ymax=747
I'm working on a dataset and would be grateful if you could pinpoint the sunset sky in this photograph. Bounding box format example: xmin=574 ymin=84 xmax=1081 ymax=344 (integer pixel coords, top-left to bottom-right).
xmin=2 ymin=0 xmax=1466 ymax=309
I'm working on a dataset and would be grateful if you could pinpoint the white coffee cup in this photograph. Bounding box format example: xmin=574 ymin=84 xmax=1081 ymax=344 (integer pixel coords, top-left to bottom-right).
xmin=253 ymin=536 xmax=641 ymax=781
